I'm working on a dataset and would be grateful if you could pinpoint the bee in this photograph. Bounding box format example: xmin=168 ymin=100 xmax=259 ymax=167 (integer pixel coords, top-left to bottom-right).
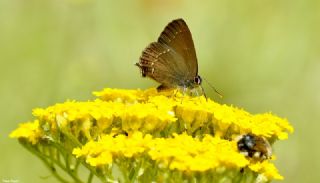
xmin=236 ymin=133 xmax=272 ymax=160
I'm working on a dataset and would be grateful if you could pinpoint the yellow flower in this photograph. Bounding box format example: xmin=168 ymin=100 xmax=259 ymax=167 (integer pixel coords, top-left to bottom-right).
xmin=211 ymin=102 xmax=293 ymax=140
xmin=87 ymin=151 xmax=113 ymax=167
xmin=73 ymin=132 xmax=152 ymax=166
xmin=11 ymin=88 xmax=294 ymax=182
xmin=73 ymin=136 xmax=114 ymax=166
xmin=75 ymin=132 xmax=249 ymax=171
xmin=114 ymin=132 xmax=152 ymax=157
xmin=93 ymin=88 xmax=144 ymax=103
xmin=249 ymin=161 xmax=284 ymax=180
xmin=251 ymin=113 xmax=294 ymax=140
xmin=148 ymin=133 xmax=249 ymax=172
xmin=93 ymin=87 xmax=178 ymax=102
xmin=29 ymin=88 xmax=293 ymax=141
xmin=9 ymin=120 xmax=43 ymax=145
xmin=73 ymin=131 xmax=283 ymax=181
xmin=175 ymin=96 xmax=212 ymax=132
xmin=121 ymin=98 xmax=177 ymax=133
xmin=33 ymin=100 xmax=120 ymax=140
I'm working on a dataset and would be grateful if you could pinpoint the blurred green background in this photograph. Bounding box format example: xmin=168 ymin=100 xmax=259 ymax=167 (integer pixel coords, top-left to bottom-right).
xmin=1 ymin=0 xmax=319 ymax=182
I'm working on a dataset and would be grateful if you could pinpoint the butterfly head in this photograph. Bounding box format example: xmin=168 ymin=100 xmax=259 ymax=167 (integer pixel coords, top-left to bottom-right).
xmin=194 ymin=75 xmax=202 ymax=85
xmin=182 ymin=75 xmax=202 ymax=89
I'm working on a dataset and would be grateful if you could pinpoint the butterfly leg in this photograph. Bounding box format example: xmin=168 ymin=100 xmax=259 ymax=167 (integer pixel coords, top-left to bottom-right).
xmin=179 ymin=86 xmax=188 ymax=104
xmin=200 ymin=86 xmax=208 ymax=101
xmin=173 ymin=89 xmax=179 ymax=98
xmin=193 ymin=88 xmax=199 ymax=97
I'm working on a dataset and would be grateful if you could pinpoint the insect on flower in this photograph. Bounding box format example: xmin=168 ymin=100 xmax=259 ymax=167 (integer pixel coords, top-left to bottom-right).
xmin=135 ymin=18 xmax=221 ymax=97
xmin=236 ymin=133 xmax=272 ymax=160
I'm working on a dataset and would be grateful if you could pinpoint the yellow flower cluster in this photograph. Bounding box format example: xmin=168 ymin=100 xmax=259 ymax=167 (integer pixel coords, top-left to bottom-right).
xmin=29 ymin=88 xmax=293 ymax=141
xmin=25 ymin=88 xmax=293 ymax=142
xmin=94 ymin=88 xmax=293 ymax=140
xmin=73 ymin=132 xmax=152 ymax=166
xmin=212 ymin=105 xmax=294 ymax=140
xmin=10 ymin=88 xmax=294 ymax=182
xmin=73 ymin=132 xmax=282 ymax=180
xmin=9 ymin=120 xmax=43 ymax=145
xmin=249 ymin=161 xmax=284 ymax=180
xmin=32 ymin=98 xmax=176 ymax=140
xmin=148 ymin=133 xmax=248 ymax=172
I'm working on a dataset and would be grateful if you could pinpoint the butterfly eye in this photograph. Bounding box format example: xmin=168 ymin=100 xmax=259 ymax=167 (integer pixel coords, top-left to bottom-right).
xmin=194 ymin=76 xmax=202 ymax=85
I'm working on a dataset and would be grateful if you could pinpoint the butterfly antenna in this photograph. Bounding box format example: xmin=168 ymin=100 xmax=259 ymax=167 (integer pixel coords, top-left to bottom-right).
xmin=203 ymin=77 xmax=223 ymax=98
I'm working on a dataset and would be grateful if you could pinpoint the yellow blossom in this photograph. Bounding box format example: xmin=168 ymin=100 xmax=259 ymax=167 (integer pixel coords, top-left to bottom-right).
xmin=148 ymin=133 xmax=249 ymax=172
xmin=73 ymin=131 xmax=283 ymax=181
xmin=93 ymin=88 xmax=145 ymax=103
xmin=72 ymin=132 xmax=152 ymax=166
xmin=29 ymin=88 xmax=293 ymax=141
xmin=74 ymin=132 xmax=249 ymax=171
xmin=93 ymin=87 xmax=175 ymax=103
xmin=9 ymin=120 xmax=43 ymax=145
xmin=249 ymin=161 xmax=284 ymax=180
xmin=11 ymin=88 xmax=294 ymax=182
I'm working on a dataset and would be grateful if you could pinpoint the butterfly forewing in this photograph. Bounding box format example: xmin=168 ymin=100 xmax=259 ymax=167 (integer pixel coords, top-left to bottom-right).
xmin=158 ymin=19 xmax=198 ymax=77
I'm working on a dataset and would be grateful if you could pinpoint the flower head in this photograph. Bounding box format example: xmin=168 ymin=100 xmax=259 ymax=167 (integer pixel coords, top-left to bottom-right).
xmin=10 ymin=88 xmax=294 ymax=182
xmin=249 ymin=161 xmax=284 ymax=180
xmin=9 ymin=120 xmax=43 ymax=145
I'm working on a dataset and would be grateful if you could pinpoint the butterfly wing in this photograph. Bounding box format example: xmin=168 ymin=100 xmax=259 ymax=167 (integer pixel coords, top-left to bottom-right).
xmin=137 ymin=19 xmax=198 ymax=88
xmin=158 ymin=19 xmax=198 ymax=77
xmin=138 ymin=42 xmax=189 ymax=88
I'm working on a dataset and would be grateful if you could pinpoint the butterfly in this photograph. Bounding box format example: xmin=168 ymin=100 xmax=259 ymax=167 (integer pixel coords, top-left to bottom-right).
xmin=136 ymin=18 xmax=206 ymax=96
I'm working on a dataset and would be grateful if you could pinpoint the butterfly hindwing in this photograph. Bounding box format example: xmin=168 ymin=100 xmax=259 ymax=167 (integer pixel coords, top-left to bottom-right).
xmin=139 ymin=42 xmax=188 ymax=88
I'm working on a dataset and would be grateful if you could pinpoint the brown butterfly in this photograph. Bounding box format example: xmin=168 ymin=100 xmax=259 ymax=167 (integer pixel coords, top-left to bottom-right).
xmin=136 ymin=18 xmax=207 ymax=96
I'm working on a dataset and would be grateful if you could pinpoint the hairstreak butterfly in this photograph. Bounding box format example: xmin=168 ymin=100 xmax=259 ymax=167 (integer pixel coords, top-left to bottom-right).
xmin=136 ymin=18 xmax=221 ymax=97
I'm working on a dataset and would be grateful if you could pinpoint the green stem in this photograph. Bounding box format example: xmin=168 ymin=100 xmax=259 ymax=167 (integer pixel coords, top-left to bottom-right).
xmin=48 ymin=142 xmax=83 ymax=182
xmin=74 ymin=159 xmax=81 ymax=173
xmin=20 ymin=141 xmax=73 ymax=183
xmin=50 ymin=136 xmax=108 ymax=182
xmin=87 ymin=172 xmax=94 ymax=183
